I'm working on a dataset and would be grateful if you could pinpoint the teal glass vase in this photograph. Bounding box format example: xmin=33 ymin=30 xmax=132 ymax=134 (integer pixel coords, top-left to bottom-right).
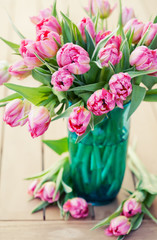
xmin=68 ymin=103 xmax=130 ymax=205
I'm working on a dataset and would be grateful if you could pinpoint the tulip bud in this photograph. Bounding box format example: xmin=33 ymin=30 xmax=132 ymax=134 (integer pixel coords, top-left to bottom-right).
xmin=78 ymin=17 xmax=96 ymax=42
xmin=35 ymin=182 xmax=60 ymax=203
xmin=142 ymin=22 xmax=157 ymax=46
xmin=122 ymin=7 xmax=135 ymax=26
xmin=28 ymin=179 xmax=40 ymax=196
xmin=63 ymin=198 xmax=89 ymax=219
xmin=0 ymin=60 xmax=11 ymax=85
xmin=124 ymin=18 xmax=144 ymax=44
xmin=68 ymin=106 xmax=91 ymax=136
xmin=84 ymin=0 xmax=97 ymax=16
xmin=3 ymin=99 xmax=31 ymax=127
xmin=105 ymin=216 xmax=131 ymax=237
xmin=123 ymin=198 xmax=142 ymax=217
xmin=28 ymin=106 xmax=51 ymax=138
xmin=30 ymin=7 xmax=52 ymax=25
xmin=51 ymin=68 xmax=74 ymax=91
xmin=57 ymin=43 xmax=90 ymax=75
xmin=98 ymin=43 xmax=122 ymax=67
xmin=8 ymin=61 xmax=32 ymax=80
xmin=96 ymin=0 xmax=116 ymax=19
xmin=87 ymin=89 xmax=115 ymax=116
xmin=109 ymin=73 xmax=132 ymax=109
xmin=129 ymin=46 xmax=156 ymax=71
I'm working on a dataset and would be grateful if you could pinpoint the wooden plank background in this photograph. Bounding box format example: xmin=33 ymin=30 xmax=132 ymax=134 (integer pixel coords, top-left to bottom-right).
xmin=0 ymin=0 xmax=157 ymax=239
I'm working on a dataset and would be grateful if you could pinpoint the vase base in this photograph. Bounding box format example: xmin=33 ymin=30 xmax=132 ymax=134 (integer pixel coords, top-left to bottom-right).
xmin=87 ymin=197 xmax=116 ymax=206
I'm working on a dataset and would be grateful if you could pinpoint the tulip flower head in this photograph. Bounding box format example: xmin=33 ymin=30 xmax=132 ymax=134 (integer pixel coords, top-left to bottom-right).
xmin=57 ymin=43 xmax=90 ymax=75
xmin=122 ymin=7 xmax=135 ymax=26
xmin=109 ymin=73 xmax=132 ymax=108
xmin=51 ymin=68 xmax=74 ymax=91
xmin=96 ymin=0 xmax=116 ymax=19
xmin=28 ymin=106 xmax=51 ymax=138
xmin=8 ymin=60 xmax=32 ymax=79
xmin=30 ymin=7 xmax=52 ymax=25
xmin=142 ymin=22 xmax=157 ymax=46
xmin=0 ymin=60 xmax=11 ymax=85
xmin=63 ymin=198 xmax=89 ymax=219
xmin=124 ymin=18 xmax=144 ymax=44
xmin=35 ymin=182 xmax=60 ymax=203
xmin=36 ymin=16 xmax=62 ymax=35
xmin=28 ymin=179 xmax=40 ymax=196
xmin=68 ymin=106 xmax=91 ymax=136
xmin=105 ymin=216 xmax=131 ymax=237
xmin=3 ymin=99 xmax=31 ymax=127
xmin=87 ymin=89 xmax=115 ymax=116
xmin=78 ymin=17 xmax=96 ymax=42
xmin=123 ymin=198 xmax=142 ymax=217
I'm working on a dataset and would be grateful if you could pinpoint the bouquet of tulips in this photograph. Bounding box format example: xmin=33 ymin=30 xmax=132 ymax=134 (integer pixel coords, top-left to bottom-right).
xmin=0 ymin=0 xmax=157 ymax=140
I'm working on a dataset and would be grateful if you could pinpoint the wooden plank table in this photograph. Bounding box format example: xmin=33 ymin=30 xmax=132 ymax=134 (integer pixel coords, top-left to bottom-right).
xmin=0 ymin=0 xmax=157 ymax=239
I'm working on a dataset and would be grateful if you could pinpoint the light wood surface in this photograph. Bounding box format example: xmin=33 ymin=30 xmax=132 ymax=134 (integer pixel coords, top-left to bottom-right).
xmin=0 ymin=0 xmax=157 ymax=239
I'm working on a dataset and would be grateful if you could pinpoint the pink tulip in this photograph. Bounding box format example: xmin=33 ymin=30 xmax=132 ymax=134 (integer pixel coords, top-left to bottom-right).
xmin=28 ymin=179 xmax=40 ymax=196
xmin=51 ymin=68 xmax=74 ymax=91
xmin=96 ymin=0 xmax=116 ymax=19
xmin=28 ymin=106 xmax=51 ymax=138
xmin=142 ymin=22 xmax=157 ymax=46
xmin=122 ymin=7 xmax=135 ymax=26
xmin=19 ymin=39 xmax=42 ymax=68
xmin=27 ymin=30 xmax=61 ymax=59
xmin=8 ymin=60 xmax=32 ymax=79
xmin=3 ymin=99 xmax=31 ymax=127
xmin=30 ymin=7 xmax=52 ymax=25
xmin=130 ymin=46 xmax=156 ymax=71
xmin=57 ymin=43 xmax=90 ymax=75
xmin=105 ymin=216 xmax=131 ymax=237
xmin=84 ymin=0 xmax=97 ymax=16
xmin=87 ymin=89 xmax=115 ymax=116
xmin=123 ymin=198 xmax=142 ymax=218
xmin=109 ymin=73 xmax=132 ymax=109
xmin=78 ymin=17 xmax=96 ymax=42
xmin=124 ymin=18 xmax=144 ymax=44
xmin=36 ymin=16 xmax=62 ymax=35
xmin=68 ymin=106 xmax=91 ymax=136
xmin=96 ymin=31 xmax=122 ymax=51
xmin=63 ymin=198 xmax=89 ymax=219
xmin=0 ymin=60 xmax=11 ymax=85
xmin=35 ymin=182 xmax=60 ymax=203
xmin=98 ymin=43 xmax=122 ymax=67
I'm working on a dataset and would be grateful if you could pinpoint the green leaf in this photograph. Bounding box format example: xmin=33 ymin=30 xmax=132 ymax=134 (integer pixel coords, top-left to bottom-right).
xmin=132 ymin=213 xmax=144 ymax=230
xmin=127 ymin=85 xmax=146 ymax=119
xmin=62 ymin=180 xmax=72 ymax=193
xmin=43 ymin=137 xmax=68 ymax=155
xmin=32 ymin=67 xmax=51 ymax=86
xmin=0 ymin=93 xmax=23 ymax=103
xmin=51 ymin=100 xmax=83 ymax=122
xmin=127 ymin=69 xmax=157 ymax=78
xmin=60 ymin=12 xmax=74 ymax=43
xmin=137 ymin=27 xmax=150 ymax=47
xmin=153 ymin=15 xmax=157 ymax=24
xmin=149 ymin=33 xmax=157 ymax=50
xmin=117 ymin=236 xmax=125 ymax=240
xmin=4 ymin=83 xmax=53 ymax=106
xmin=53 ymin=167 xmax=64 ymax=200
xmin=85 ymin=28 xmax=95 ymax=58
xmin=144 ymin=194 xmax=156 ymax=208
xmin=7 ymin=14 xmax=25 ymax=39
xmin=0 ymin=37 xmax=20 ymax=54
xmin=52 ymin=88 xmax=67 ymax=103
xmin=32 ymin=201 xmax=49 ymax=214
xmin=91 ymin=28 xmax=118 ymax=60
xmin=142 ymin=204 xmax=157 ymax=224
xmin=141 ymin=75 xmax=157 ymax=90
xmin=34 ymin=53 xmax=55 ymax=73
xmin=68 ymin=82 xmax=104 ymax=92
xmin=118 ymin=0 xmax=123 ymax=33
xmin=144 ymin=89 xmax=157 ymax=102
xmin=51 ymin=0 xmax=58 ymax=18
